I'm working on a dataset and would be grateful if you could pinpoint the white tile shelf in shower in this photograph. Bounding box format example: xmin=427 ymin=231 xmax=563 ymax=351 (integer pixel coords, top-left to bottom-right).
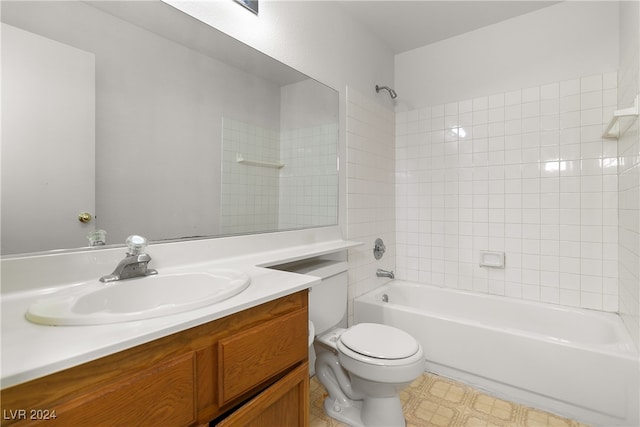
xmin=236 ymin=152 xmax=284 ymax=169
xmin=602 ymin=94 xmax=639 ymax=139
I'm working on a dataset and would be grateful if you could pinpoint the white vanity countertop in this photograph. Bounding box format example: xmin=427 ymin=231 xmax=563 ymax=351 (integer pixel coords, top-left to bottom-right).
xmin=1 ymin=236 xmax=361 ymax=388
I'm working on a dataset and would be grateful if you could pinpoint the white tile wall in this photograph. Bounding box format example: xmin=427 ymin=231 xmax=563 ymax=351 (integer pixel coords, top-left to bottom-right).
xmin=221 ymin=118 xmax=339 ymax=235
xmin=221 ymin=117 xmax=280 ymax=234
xmin=346 ymin=87 xmax=396 ymax=325
xmin=279 ymin=123 xmax=339 ymax=229
xmin=396 ymin=72 xmax=619 ymax=311
xmin=618 ymin=1 xmax=640 ymax=350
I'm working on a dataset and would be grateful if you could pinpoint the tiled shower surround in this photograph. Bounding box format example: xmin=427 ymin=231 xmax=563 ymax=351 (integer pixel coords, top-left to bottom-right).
xmin=221 ymin=118 xmax=338 ymax=235
xmin=396 ymin=72 xmax=619 ymax=311
xmin=221 ymin=118 xmax=281 ymax=234
xmin=618 ymin=0 xmax=640 ymax=348
xmin=346 ymin=87 xmax=396 ymax=325
xmin=279 ymin=124 xmax=339 ymax=229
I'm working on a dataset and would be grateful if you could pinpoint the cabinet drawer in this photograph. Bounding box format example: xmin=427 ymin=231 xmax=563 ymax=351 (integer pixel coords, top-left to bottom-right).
xmin=215 ymin=362 xmax=309 ymax=427
xmin=217 ymin=308 xmax=307 ymax=405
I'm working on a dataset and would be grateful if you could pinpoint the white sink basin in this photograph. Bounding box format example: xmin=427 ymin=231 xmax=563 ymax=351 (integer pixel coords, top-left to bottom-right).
xmin=26 ymin=269 xmax=251 ymax=326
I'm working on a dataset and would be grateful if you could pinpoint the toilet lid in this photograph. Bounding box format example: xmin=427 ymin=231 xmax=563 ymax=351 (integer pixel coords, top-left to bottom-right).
xmin=339 ymin=323 xmax=420 ymax=360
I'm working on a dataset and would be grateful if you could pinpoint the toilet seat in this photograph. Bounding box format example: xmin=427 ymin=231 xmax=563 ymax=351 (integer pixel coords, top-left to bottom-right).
xmin=336 ymin=323 xmax=424 ymax=371
xmin=336 ymin=324 xmax=425 ymax=383
xmin=337 ymin=340 xmax=424 ymax=367
xmin=339 ymin=323 xmax=420 ymax=360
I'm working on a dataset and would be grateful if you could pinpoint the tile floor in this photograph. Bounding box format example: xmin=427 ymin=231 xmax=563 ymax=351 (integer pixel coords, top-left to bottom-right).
xmin=310 ymin=373 xmax=591 ymax=427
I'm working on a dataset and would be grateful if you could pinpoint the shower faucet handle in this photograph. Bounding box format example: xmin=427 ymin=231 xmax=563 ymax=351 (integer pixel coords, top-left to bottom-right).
xmin=373 ymin=238 xmax=386 ymax=260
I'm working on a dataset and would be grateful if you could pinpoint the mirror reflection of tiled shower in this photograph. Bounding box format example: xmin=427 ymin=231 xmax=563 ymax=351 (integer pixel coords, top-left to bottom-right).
xmin=221 ymin=117 xmax=281 ymax=234
xmin=221 ymin=117 xmax=338 ymax=234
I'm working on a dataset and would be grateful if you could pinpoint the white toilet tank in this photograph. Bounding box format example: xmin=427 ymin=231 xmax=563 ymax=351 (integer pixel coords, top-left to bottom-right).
xmin=270 ymin=258 xmax=348 ymax=335
xmin=308 ymin=262 xmax=348 ymax=335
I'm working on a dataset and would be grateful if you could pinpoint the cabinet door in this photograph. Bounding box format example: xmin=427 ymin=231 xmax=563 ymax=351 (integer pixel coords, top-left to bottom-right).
xmin=4 ymin=353 xmax=197 ymax=427
xmin=217 ymin=308 xmax=307 ymax=406
xmin=216 ymin=362 xmax=309 ymax=427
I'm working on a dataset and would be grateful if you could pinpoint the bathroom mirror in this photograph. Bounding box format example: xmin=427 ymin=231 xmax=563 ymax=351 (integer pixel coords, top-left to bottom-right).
xmin=1 ymin=0 xmax=339 ymax=256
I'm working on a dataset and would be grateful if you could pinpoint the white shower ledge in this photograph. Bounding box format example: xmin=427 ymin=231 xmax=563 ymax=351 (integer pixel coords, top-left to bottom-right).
xmin=1 ymin=231 xmax=360 ymax=388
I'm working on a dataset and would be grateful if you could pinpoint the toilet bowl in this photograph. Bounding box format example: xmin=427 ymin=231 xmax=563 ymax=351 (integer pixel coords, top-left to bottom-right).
xmin=314 ymin=323 xmax=424 ymax=427
xmin=270 ymin=257 xmax=424 ymax=426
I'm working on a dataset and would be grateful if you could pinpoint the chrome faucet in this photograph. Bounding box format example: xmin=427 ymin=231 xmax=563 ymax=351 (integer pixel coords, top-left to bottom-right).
xmin=376 ymin=269 xmax=395 ymax=279
xmin=100 ymin=235 xmax=158 ymax=283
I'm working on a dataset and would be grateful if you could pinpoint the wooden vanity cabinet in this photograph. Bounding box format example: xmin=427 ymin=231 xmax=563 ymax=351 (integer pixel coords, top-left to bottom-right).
xmin=0 ymin=290 xmax=309 ymax=427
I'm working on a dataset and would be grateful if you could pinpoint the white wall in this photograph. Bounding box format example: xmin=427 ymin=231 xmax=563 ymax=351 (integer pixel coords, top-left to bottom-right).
xmin=2 ymin=1 xmax=283 ymax=245
xmin=395 ymin=2 xmax=619 ymax=110
xmin=165 ymin=1 xmax=394 ymax=106
xmin=618 ymin=0 xmax=640 ymax=352
xmin=165 ymin=0 xmax=396 ymax=236
xmin=280 ymin=79 xmax=339 ymax=131
xmin=168 ymin=1 xmax=397 ymax=317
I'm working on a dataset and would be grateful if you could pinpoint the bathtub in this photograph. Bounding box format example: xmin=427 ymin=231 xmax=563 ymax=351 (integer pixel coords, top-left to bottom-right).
xmin=354 ymin=281 xmax=639 ymax=426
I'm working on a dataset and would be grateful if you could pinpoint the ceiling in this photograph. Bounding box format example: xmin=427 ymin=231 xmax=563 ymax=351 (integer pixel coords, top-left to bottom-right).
xmin=337 ymin=1 xmax=560 ymax=54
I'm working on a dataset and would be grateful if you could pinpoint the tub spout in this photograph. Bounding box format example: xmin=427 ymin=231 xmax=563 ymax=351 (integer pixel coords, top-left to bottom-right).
xmin=376 ymin=269 xmax=395 ymax=279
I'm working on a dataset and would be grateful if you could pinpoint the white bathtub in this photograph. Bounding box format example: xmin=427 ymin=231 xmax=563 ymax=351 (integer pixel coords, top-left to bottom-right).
xmin=354 ymin=281 xmax=639 ymax=426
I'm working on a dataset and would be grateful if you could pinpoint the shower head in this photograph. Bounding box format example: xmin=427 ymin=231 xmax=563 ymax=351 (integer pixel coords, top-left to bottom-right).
xmin=375 ymin=84 xmax=397 ymax=99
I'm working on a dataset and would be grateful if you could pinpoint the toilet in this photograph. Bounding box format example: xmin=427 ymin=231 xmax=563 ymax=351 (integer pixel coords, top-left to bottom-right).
xmin=287 ymin=257 xmax=424 ymax=427
xmin=314 ymin=322 xmax=424 ymax=427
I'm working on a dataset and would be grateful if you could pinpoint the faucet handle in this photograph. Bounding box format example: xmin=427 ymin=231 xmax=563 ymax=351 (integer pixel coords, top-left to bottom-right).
xmin=126 ymin=235 xmax=148 ymax=256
